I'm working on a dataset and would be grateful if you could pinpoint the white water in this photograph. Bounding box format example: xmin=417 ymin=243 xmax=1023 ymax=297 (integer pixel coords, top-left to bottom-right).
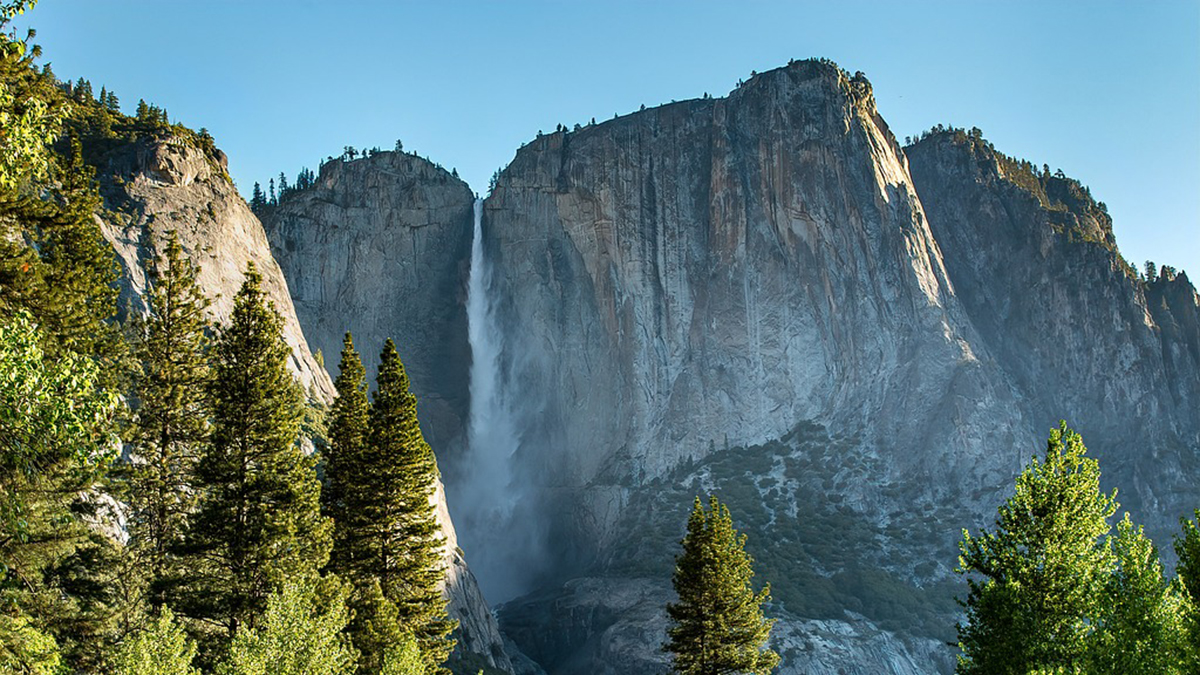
xmin=462 ymin=197 xmax=524 ymax=599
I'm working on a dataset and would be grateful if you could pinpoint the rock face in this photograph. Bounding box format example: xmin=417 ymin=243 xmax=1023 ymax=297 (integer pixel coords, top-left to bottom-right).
xmin=475 ymin=61 xmax=1198 ymax=673
xmin=906 ymin=132 xmax=1200 ymax=543
xmin=95 ymin=135 xmax=333 ymax=398
xmin=483 ymin=59 xmax=1026 ymax=577
xmin=260 ymin=61 xmax=1198 ymax=674
xmin=262 ymin=151 xmax=475 ymax=452
xmin=91 ymin=136 xmax=510 ymax=673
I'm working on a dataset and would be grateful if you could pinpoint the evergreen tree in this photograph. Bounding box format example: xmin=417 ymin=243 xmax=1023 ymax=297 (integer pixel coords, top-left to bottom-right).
xmin=664 ymin=495 xmax=778 ymax=675
xmin=127 ymin=230 xmax=211 ymax=611
xmin=249 ymin=182 xmax=265 ymax=211
xmin=362 ymin=339 xmax=455 ymax=672
xmin=956 ymin=422 xmax=1118 ymax=674
xmin=346 ymin=578 xmax=412 ymax=675
xmin=323 ymin=333 xmax=370 ymax=576
xmin=179 ymin=264 xmax=332 ymax=653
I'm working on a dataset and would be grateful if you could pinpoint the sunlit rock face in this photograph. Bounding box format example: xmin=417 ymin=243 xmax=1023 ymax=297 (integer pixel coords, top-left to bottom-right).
xmin=483 ymin=59 xmax=1025 ymax=564
xmin=254 ymin=59 xmax=1198 ymax=675
xmin=95 ymin=135 xmax=333 ymax=398
xmin=907 ymin=132 xmax=1200 ymax=542
xmin=92 ymin=137 xmax=511 ymax=673
xmin=480 ymin=60 xmax=1198 ymax=674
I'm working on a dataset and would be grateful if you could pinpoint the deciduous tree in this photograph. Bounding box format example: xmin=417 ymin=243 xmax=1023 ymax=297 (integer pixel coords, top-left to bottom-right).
xmin=956 ymin=422 xmax=1118 ymax=674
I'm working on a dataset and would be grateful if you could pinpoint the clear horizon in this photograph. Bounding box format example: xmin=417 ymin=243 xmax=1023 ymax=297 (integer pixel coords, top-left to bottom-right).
xmin=16 ymin=0 xmax=1199 ymax=278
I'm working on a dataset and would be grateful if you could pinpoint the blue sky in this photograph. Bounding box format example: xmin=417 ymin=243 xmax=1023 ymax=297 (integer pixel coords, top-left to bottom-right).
xmin=16 ymin=0 xmax=1200 ymax=278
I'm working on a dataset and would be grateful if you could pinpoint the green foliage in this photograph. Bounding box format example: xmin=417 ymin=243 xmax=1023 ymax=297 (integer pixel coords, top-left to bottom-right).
xmin=360 ymin=341 xmax=453 ymax=672
xmin=325 ymin=335 xmax=456 ymax=672
xmin=1087 ymin=514 xmax=1186 ymax=674
xmin=218 ymin=577 xmax=357 ymax=675
xmin=0 ymin=312 xmax=119 ymax=539
xmin=125 ymin=229 xmax=211 ymax=611
xmin=0 ymin=611 xmax=60 ymax=674
xmin=0 ymin=13 xmax=57 ymax=192
xmin=381 ymin=632 xmax=425 ymax=675
xmin=113 ymin=606 xmax=199 ymax=675
xmin=346 ymin=578 xmax=429 ymax=675
xmin=665 ymin=495 xmax=778 ymax=675
xmin=324 ymin=333 xmax=370 ymax=578
xmin=1176 ymin=511 xmax=1200 ymax=672
xmin=956 ymin=422 xmax=1118 ymax=674
xmin=179 ymin=265 xmax=332 ymax=653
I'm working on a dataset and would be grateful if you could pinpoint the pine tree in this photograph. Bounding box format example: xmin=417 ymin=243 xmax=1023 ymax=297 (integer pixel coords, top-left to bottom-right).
xmin=362 ymin=339 xmax=455 ymax=673
xmin=956 ymin=422 xmax=1118 ymax=674
xmin=664 ymin=495 xmax=778 ymax=675
xmin=126 ymin=230 xmax=211 ymax=611
xmin=346 ymin=578 xmax=411 ymax=675
xmin=179 ymin=264 xmax=332 ymax=653
xmin=323 ymin=332 xmax=370 ymax=577
xmin=249 ymin=182 xmax=265 ymax=211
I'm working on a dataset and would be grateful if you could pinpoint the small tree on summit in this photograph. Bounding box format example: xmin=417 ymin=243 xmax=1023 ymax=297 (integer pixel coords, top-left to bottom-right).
xmin=665 ymin=495 xmax=778 ymax=675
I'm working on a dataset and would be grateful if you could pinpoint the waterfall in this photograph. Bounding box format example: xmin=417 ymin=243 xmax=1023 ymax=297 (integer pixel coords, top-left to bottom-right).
xmin=462 ymin=197 xmax=524 ymax=600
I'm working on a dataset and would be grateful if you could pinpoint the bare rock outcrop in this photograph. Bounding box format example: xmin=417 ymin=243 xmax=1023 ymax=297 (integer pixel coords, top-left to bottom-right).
xmin=262 ymin=151 xmax=474 ymax=451
xmin=95 ymin=135 xmax=333 ymax=398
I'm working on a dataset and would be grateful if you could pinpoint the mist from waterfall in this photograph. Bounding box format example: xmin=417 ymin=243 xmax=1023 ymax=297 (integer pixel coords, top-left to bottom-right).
xmin=459 ymin=197 xmax=531 ymax=603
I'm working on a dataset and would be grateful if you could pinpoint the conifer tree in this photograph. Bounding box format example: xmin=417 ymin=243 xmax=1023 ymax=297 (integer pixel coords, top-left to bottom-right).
xmin=179 ymin=264 xmax=332 ymax=650
xmin=323 ymin=332 xmax=370 ymax=575
xmin=664 ymin=495 xmax=778 ymax=675
xmin=249 ymin=182 xmax=265 ymax=211
xmin=361 ymin=339 xmax=454 ymax=672
xmin=956 ymin=422 xmax=1118 ymax=674
xmin=127 ymin=230 xmax=211 ymax=611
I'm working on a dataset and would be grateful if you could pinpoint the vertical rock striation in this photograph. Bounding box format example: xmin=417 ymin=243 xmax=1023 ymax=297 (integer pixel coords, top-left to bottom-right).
xmin=262 ymin=151 xmax=475 ymax=452
xmin=484 ymin=60 xmax=1026 ymax=564
xmin=907 ymin=132 xmax=1200 ymax=541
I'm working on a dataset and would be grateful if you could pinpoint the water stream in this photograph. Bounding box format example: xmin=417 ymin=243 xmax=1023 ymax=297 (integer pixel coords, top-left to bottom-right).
xmin=462 ymin=197 xmax=524 ymax=600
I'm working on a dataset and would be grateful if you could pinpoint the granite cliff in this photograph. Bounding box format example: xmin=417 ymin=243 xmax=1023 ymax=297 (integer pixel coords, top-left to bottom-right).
xmin=262 ymin=151 xmax=475 ymax=452
xmin=86 ymin=134 xmax=510 ymax=673
xmin=906 ymin=131 xmax=1200 ymax=543
xmin=264 ymin=60 xmax=1199 ymax=674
